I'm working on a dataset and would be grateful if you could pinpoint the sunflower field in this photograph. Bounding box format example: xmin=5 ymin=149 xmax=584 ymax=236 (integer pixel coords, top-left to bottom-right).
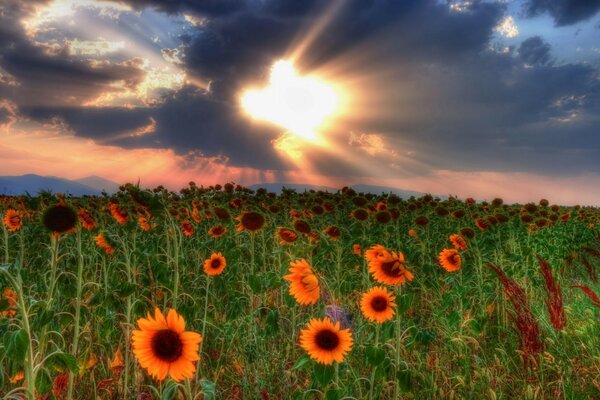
xmin=1 ymin=183 xmax=600 ymax=399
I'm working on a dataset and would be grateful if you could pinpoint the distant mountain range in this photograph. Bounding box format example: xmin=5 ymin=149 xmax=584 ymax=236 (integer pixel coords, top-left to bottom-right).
xmin=0 ymin=175 xmax=430 ymax=199
xmin=0 ymin=174 xmax=119 ymax=196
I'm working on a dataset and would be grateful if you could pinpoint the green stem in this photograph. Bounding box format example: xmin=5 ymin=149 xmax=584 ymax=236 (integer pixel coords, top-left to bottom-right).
xmin=2 ymin=223 xmax=8 ymax=264
xmin=67 ymin=228 xmax=84 ymax=400
xmin=393 ymin=286 xmax=403 ymax=399
xmin=368 ymin=324 xmax=381 ymax=400
xmin=197 ymin=275 xmax=210 ymax=381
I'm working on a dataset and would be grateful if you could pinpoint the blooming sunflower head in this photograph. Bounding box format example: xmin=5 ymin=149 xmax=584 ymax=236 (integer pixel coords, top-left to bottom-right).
xmin=78 ymin=208 xmax=96 ymax=231
xmin=299 ymin=317 xmax=353 ymax=365
xmin=204 ymin=252 xmax=226 ymax=276
xmin=236 ymin=211 xmax=265 ymax=232
xmin=449 ymin=234 xmax=468 ymax=251
xmin=131 ymin=308 xmax=202 ymax=382
xmin=360 ymin=286 xmax=396 ymax=323
xmin=276 ymin=227 xmax=298 ymax=244
xmin=3 ymin=208 xmax=23 ymax=232
xmin=1 ymin=288 xmax=17 ymax=318
xmin=284 ymin=259 xmax=320 ymax=305
xmin=208 ymin=225 xmax=227 ymax=238
xmin=365 ymin=245 xmax=413 ymax=286
xmin=43 ymin=204 xmax=77 ymax=233
xmin=439 ymin=248 xmax=461 ymax=272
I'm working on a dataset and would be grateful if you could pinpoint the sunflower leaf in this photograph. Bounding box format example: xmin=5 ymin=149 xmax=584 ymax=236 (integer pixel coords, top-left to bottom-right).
xmin=200 ymin=379 xmax=216 ymax=400
xmin=366 ymin=345 xmax=386 ymax=366
xmin=313 ymin=364 xmax=335 ymax=386
xmin=293 ymin=354 xmax=311 ymax=370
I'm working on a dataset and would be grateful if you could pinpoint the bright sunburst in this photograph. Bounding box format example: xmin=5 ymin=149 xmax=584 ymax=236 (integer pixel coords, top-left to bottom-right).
xmin=241 ymin=60 xmax=339 ymax=141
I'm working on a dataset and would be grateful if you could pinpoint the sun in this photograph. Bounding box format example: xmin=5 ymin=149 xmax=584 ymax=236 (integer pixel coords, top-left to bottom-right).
xmin=241 ymin=60 xmax=339 ymax=141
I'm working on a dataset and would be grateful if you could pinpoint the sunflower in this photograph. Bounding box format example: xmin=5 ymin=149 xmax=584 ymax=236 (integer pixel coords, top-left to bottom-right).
xmin=438 ymin=248 xmax=461 ymax=272
xmin=293 ymin=219 xmax=311 ymax=234
xmin=408 ymin=229 xmax=418 ymax=237
xmin=284 ymin=259 xmax=320 ymax=305
xmin=323 ymin=225 xmax=341 ymax=240
xmin=352 ymin=244 xmax=361 ymax=256
xmin=365 ymin=245 xmax=413 ymax=286
xmin=236 ymin=211 xmax=265 ymax=232
xmin=204 ymin=252 xmax=226 ymax=276
xmin=360 ymin=286 xmax=396 ymax=323
xmin=2 ymin=288 xmax=17 ymax=318
xmin=3 ymin=209 xmax=23 ymax=232
xmin=374 ymin=210 xmax=391 ymax=224
xmin=78 ymin=208 xmax=95 ymax=231
xmin=449 ymin=234 xmax=468 ymax=251
xmin=475 ymin=218 xmax=488 ymax=231
xmin=299 ymin=317 xmax=353 ymax=365
xmin=208 ymin=225 xmax=227 ymax=238
xmin=276 ymin=227 xmax=298 ymax=244
xmin=181 ymin=221 xmax=194 ymax=237
xmin=43 ymin=204 xmax=77 ymax=233
xmin=132 ymin=308 xmax=202 ymax=382
xmin=138 ymin=216 xmax=152 ymax=232
xmin=94 ymin=233 xmax=114 ymax=255
xmin=350 ymin=208 xmax=368 ymax=221
xmin=108 ymin=203 xmax=129 ymax=225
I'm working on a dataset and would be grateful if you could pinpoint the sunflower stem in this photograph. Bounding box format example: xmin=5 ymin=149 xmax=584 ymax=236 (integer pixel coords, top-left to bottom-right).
xmin=197 ymin=274 xmax=210 ymax=381
xmin=2 ymin=222 xmax=9 ymax=264
xmin=393 ymin=286 xmax=403 ymax=399
xmin=67 ymin=227 xmax=84 ymax=400
xmin=368 ymin=324 xmax=380 ymax=400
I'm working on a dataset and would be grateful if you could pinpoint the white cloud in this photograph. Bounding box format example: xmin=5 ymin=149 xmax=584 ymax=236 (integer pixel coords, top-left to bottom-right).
xmin=495 ymin=16 xmax=519 ymax=38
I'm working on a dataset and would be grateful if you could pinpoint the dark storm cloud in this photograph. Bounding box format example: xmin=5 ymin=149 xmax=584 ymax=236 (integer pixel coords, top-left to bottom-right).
xmin=22 ymin=86 xmax=287 ymax=169
xmin=518 ymin=36 xmax=553 ymax=66
xmin=524 ymin=0 xmax=600 ymax=26
xmin=0 ymin=0 xmax=147 ymax=107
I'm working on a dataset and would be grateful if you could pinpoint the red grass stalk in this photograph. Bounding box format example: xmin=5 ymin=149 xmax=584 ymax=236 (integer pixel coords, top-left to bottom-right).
xmin=571 ymin=285 xmax=600 ymax=308
xmin=537 ymin=256 xmax=566 ymax=331
xmin=488 ymin=263 xmax=544 ymax=368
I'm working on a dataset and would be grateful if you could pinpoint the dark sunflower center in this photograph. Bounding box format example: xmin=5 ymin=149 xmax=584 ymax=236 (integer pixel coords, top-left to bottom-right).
xmin=315 ymin=329 xmax=340 ymax=351
xmin=211 ymin=258 xmax=222 ymax=269
xmin=151 ymin=329 xmax=183 ymax=362
xmin=446 ymin=254 xmax=458 ymax=266
xmin=381 ymin=260 xmax=403 ymax=277
xmin=370 ymin=296 xmax=388 ymax=312
xmin=242 ymin=213 xmax=264 ymax=231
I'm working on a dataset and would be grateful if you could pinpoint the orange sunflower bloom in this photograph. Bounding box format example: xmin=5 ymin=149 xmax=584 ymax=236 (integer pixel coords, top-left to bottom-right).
xmin=449 ymin=234 xmax=468 ymax=251
xmin=208 ymin=225 xmax=227 ymax=238
xmin=360 ymin=286 xmax=396 ymax=323
xmin=275 ymin=227 xmax=298 ymax=244
xmin=3 ymin=209 xmax=23 ymax=232
xmin=235 ymin=211 xmax=265 ymax=232
xmin=352 ymin=244 xmax=362 ymax=256
xmin=181 ymin=220 xmax=194 ymax=237
xmin=94 ymin=233 xmax=114 ymax=255
xmin=2 ymin=288 xmax=17 ymax=318
xmin=138 ymin=216 xmax=152 ymax=232
xmin=109 ymin=203 xmax=129 ymax=225
xmin=475 ymin=218 xmax=488 ymax=231
xmin=204 ymin=252 xmax=226 ymax=276
xmin=78 ymin=208 xmax=95 ymax=231
xmin=365 ymin=245 xmax=413 ymax=286
xmin=9 ymin=371 xmax=24 ymax=384
xmin=132 ymin=308 xmax=202 ymax=382
xmin=408 ymin=229 xmax=418 ymax=237
xmin=284 ymin=259 xmax=320 ymax=305
xmin=438 ymin=248 xmax=461 ymax=272
xmin=299 ymin=317 xmax=353 ymax=365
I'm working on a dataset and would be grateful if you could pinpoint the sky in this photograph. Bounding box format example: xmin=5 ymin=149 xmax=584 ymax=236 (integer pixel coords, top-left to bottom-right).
xmin=0 ymin=0 xmax=599 ymax=204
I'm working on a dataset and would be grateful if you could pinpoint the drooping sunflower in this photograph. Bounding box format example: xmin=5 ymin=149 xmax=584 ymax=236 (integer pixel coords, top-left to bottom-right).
xmin=43 ymin=204 xmax=77 ymax=233
xmin=204 ymin=252 xmax=226 ymax=276
xmin=360 ymin=286 xmax=396 ymax=323
xmin=299 ymin=317 xmax=353 ymax=365
xmin=235 ymin=211 xmax=265 ymax=232
xmin=323 ymin=225 xmax=341 ymax=240
xmin=365 ymin=245 xmax=414 ymax=286
xmin=284 ymin=259 xmax=320 ymax=305
xmin=138 ymin=216 xmax=152 ymax=232
xmin=275 ymin=227 xmax=298 ymax=245
xmin=475 ymin=218 xmax=489 ymax=231
xmin=108 ymin=202 xmax=129 ymax=225
xmin=3 ymin=209 xmax=23 ymax=232
xmin=94 ymin=233 xmax=114 ymax=255
xmin=293 ymin=219 xmax=311 ymax=235
xmin=132 ymin=308 xmax=202 ymax=382
xmin=2 ymin=288 xmax=17 ymax=318
xmin=438 ymin=248 xmax=461 ymax=272
xmin=449 ymin=234 xmax=468 ymax=251
xmin=208 ymin=225 xmax=227 ymax=238
xmin=78 ymin=208 xmax=96 ymax=231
